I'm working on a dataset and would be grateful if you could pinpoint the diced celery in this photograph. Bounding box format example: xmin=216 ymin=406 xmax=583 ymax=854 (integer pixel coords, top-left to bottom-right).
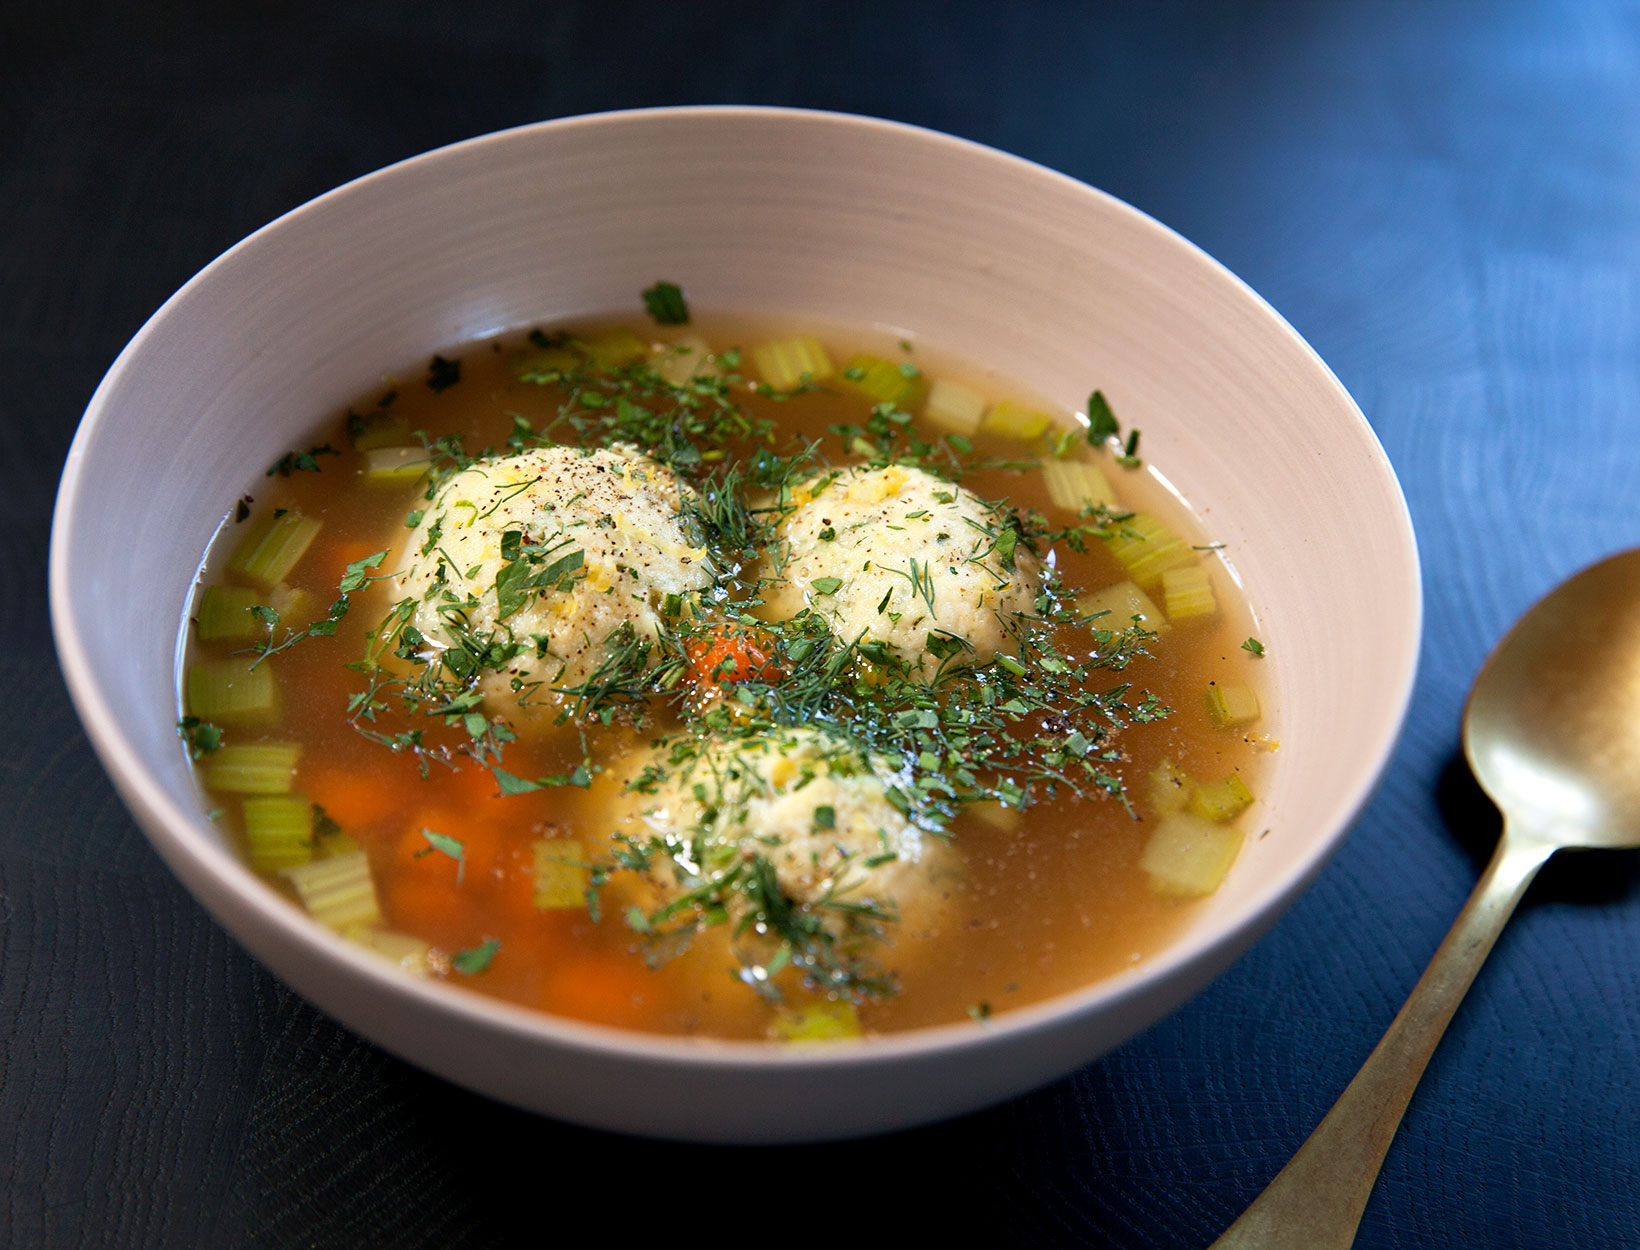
xmin=196 ymin=585 xmax=263 ymax=642
xmin=1190 ymin=772 xmax=1254 ymax=823
xmin=348 ymin=411 xmax=411 ymax=451
xmin=584 ymin=327 xmax=645 ymax=365
xmin=922 ymin=377 xmax=987 ymax=434
xmin=652 ymin=334 xmax=717 ymax=385
xmin=1076 ymin=580 xmax=1168 ymax=633
xmin=227 ymin=511 xmax=322 ymax=588
xmin=967 ymin=799 xmax=1022 ymax=832
xmin=979 ymin=398 xmax=1053 ymax=441
xmin=204 ymin=742 xmax=301 ymax=794
xmin=751 ymin=336 xmax=835 ymax=390
xmin=243 ymin=793 xmax=313 ymax=872
xmin=514 ymin=344 xmax=577 ymax=378
xmin=1162 ymin=564 xmax=1217 ymax=620
xmin=772 ymin=1000 xmax=862 ymax=1041
xmin=532 ymin=837 xmax=589 ymax=910
xmin=268 ymin=583 xmax=322 ymax=630
xmin=349 ymin=926 xmax=434 ymax=976
xmin=1101 ymin=512 xmax=1196 ymax=590
xmin=361 ymin=445 xmax=430 ymax=484
xmin=1148 ymin=758 xmax=1195 ymax=815
xmin=315 ymin=832 xmax=362 ymax=859
xmin=186 ymin=658 xmax=278 ymax=726
xmin=1206 ymin=680 xmax=1261 ymax=727
xmin=839 ymin=354 xmax=929 ymax=410
xmin=1042 ymin=458 xmax=1118 ymax=513
xmin=280 ymin=849 xmax=381 ymax=930
xmin=1140 ymin=811 xmax=1244 ymax=898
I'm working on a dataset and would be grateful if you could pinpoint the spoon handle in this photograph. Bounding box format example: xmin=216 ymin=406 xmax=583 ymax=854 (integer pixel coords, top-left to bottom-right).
xmin=1207 ymin=825 xmax=1555 ymax=1250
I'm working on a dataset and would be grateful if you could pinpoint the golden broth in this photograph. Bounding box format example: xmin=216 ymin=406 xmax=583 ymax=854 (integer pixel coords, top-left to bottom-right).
xmin=181 ymin=311 xmax=1272 ymax=1038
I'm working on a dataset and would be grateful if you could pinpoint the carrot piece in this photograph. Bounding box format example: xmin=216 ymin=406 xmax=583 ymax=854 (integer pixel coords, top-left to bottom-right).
xmin=301 ymin=765 xmax=406 ymax=833
xmin=684 ymin=625 xmax=782 ymax=695
xmin=381 ymin=872 xmax=465 ymax=942
xmin=542 ymin=956 xmax=662 ymax=1029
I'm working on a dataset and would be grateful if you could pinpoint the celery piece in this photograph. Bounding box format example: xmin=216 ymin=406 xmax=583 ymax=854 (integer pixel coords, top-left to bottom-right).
xmin=513 ymin=344 xmax=577 ymax=378
xmin=204 ymin=742 xmax=301 ymax=794
xmin=196 ymin=585 xmax=263 ymax=642
xmin=1190 ymin=772 xmax=1254 ymax=823
xmin=922 ymin=377 xmax=987 ymax=434
xmin=1206 ymin=680 xmax=1261 ymax=728
xmin=227 ymin=510 xmax=322 ymax=588
xmin=772 ymin=1000 xmax=862 ymax=1042
xmin=1076 ymin=579 xmax=1168 ymax=633
xmin=361 ymin=445 xmax=430 ymax=484
xmin=839 ymin=354 xmax=929 ymax=410
xmin=268 ymin=583 xmax=322 ymax=630
xmin=1162 ymin=564 xmax=1217 ymax=620
xmin=979 ymin=398 xmax=1053 ymax=441
xmin=315 ymin=832 xmax=362 ymax=859
xmin=1140 ymin=811 xmax=1244 ymax=898
xmin=186 ymin=658 xmax=278 ymax=726
xmin=652 ymin=334 xmax=717 ymax=385
xmin=967 ymin=798 xmax=1022 ymax=832
xmin=280 ymin=849 xmax=381 ymax=930
xmin=584 ymin=327 xmax=645 ymax=365
xmin=532 ymin=837 xmax=589 ymax=910
xmin=349 ymin=926 xmax=434 ymax=977
xmin=751 ymin=336 xmax=835 ymax=390
xmin=1042 ymin=457 xmax=1118 ymax=513
xmin=1101 ymin=512 xmax=1196 ymax=590
xmin=243 ymin=793 xmax=314 ymax=872
xmin=348 ymin=411 xmax=411 ymax=451
xmin=1148 ymin=758 xmax=1195 ymax=815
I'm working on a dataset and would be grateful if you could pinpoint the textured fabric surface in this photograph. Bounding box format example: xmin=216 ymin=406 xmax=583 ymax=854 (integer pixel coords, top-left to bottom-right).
xmin=5 ymin=2 xmax=1639 ymax=1246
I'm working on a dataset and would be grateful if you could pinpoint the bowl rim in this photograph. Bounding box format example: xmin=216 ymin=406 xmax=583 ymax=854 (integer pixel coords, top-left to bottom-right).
xmin=49 ymin=103 xmax=1423 ymax=1072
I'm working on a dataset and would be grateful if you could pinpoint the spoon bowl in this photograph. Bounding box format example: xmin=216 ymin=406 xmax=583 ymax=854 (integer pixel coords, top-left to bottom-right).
xmin=1213 ymin=545 xmax=1640 ymax=1249
xmin=1465 ymin=546 xmax=1640 ymax=851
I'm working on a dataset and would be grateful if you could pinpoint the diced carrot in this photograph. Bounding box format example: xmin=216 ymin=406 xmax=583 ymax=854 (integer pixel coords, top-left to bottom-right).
xmin=475 ymin=839 xmax=541 ymax=926
xmin=684 ymin=625 xmax=782 ymax=696
xmin=301 ymin=764 xmax=407 ymax=836
xmin=393 ymin=812 xmax=508 ymax=881
xmin=542 ymin=955 xmax=663 ymax=1029
xmin=381 ymin=872 xmax=466 ymax=943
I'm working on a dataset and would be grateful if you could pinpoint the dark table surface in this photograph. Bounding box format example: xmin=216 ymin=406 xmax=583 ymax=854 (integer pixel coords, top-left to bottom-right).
xmin=6 ymin=2 xmax=1640 ymax=1247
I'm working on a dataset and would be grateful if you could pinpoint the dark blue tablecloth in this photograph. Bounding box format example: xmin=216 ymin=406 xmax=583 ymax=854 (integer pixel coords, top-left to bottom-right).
xmin=5 ymin=3 xmax=1637 ymax=1246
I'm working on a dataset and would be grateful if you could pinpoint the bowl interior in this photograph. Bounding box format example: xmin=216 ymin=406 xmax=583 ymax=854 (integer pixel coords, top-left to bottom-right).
xmin=50 ymin=107 xmax=1419 ymax=1140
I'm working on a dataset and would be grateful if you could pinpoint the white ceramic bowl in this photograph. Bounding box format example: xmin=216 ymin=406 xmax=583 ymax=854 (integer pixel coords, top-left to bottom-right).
xmin=50 ymin=106 xmax=1420 ymax=1142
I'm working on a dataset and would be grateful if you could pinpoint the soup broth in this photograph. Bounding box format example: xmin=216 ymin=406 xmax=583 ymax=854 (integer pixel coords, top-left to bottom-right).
xmin=180 ymin=299 xmax=1273 ymax=1039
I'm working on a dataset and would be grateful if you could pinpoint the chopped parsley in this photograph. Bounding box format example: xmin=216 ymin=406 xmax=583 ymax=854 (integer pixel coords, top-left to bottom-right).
xmin=265 ymin=444 xmax=339 ymax=477
xmin=177 ymin=716 xmax=222 ymax=758
xmin=451 ymin=938 xmax=500 ymax=975
xmin=642 ymin=280 xmax=690 ymax=325
xmin=427 ymin=354 xmax=462 ymax=394
xmin=417 ymin=828 xmax=466 ymax=882
xmin=1086 ymin=389 xmax=1119 ymax=443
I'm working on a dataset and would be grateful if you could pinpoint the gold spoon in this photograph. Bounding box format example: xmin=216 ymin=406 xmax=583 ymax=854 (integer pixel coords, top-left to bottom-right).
xmin=1210 ymin=546 xmax=1640 ymax=1249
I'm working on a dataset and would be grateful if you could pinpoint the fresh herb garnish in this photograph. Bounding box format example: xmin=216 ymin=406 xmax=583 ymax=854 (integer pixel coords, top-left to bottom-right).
xmin=451 ymin=938 xmax=500 ymax=974
xmin=1086 ymin=390 xmax=1119 ymax=443
xmin=642 ymin=281 xmax=690 ymax=325
xmin=266 ymin=445 xmax=340 ymax=477
xmin=417 ymin=828 xmax=466 ymax=882
xmin=178 ymin=716 xmax=223 ymax=758
xmin=427 ymin=354 xmax=462 ymax=394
